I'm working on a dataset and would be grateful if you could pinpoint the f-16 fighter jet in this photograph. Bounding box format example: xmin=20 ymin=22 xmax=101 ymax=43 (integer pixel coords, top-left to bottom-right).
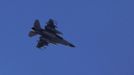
xmin=29 ymin=19 xmax=75 ymax=48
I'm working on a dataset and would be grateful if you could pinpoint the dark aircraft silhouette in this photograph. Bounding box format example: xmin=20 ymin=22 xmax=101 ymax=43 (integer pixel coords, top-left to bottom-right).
xmin=29 ymin=19 xmax=75 ymax=48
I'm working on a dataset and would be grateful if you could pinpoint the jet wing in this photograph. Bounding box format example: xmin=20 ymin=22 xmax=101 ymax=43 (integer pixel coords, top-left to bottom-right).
xmin=36 ymin=37 xmax=49 ymax=48
xmin=45 ymin=19 xmax=62 ymax=34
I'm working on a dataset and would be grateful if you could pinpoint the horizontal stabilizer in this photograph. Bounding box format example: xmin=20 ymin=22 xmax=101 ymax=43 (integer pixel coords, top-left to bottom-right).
xmin=28 ymin=31 xmax=37 ymax=37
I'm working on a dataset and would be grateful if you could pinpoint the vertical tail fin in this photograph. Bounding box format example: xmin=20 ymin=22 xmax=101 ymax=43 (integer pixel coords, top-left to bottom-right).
xmin=32 ymin=19 xmax=41 ymax=30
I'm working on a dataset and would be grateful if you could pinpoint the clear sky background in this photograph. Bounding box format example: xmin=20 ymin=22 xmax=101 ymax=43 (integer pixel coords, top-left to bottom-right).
xmin=0 ymin=0 xmax=133 ymax=75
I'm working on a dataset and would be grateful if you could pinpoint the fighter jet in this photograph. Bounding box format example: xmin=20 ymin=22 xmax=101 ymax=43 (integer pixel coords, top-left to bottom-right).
xmin=29 ymin=19 xmax=75 ymax=48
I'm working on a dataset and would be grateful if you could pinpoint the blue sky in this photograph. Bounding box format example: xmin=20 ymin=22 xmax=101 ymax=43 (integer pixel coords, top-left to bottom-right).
xmin=0 ymin=0 xmax=134 ymax=75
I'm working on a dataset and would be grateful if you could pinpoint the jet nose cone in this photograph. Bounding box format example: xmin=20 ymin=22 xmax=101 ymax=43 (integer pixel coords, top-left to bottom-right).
xmin=68 ymin=44 xmax=75 ymax=47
